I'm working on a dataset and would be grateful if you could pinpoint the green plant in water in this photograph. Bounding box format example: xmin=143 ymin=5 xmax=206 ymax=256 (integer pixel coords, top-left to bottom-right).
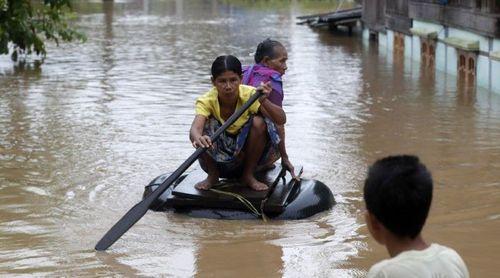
xmin=0 ymin=0 xmax=86 ymax=62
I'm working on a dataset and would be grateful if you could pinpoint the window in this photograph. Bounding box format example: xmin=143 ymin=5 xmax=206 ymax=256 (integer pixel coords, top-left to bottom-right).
xmin=394 ymin=32 xmax=405 ymax=53
xmin=457 ymin=50 xmax=477 ymax=86
xmin=420 ymin=38 xmax=436 ymax=68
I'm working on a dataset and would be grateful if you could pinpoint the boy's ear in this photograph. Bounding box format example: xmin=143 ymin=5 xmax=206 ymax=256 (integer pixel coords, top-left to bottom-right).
xmin=365 ymin=211 xmax=384 ymax=244
xmin=211 ymin=76 xmax=215 ymax=84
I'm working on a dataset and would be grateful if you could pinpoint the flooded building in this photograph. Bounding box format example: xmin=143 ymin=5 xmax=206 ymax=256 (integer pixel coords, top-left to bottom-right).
xmin=361 ymin=0 xmax=500 ymax=92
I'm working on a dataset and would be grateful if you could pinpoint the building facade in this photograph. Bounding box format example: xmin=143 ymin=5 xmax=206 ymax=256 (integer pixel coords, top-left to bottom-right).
xmin=362 ymin=0 xmax=500 ymax=92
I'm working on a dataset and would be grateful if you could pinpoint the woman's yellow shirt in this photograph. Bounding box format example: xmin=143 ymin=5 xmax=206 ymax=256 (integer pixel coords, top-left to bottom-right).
xmin=195 ymin=85 xmax=260 ymax=134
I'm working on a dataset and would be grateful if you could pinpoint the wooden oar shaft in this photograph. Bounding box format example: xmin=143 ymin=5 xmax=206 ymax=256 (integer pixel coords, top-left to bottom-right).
xmin=95 ymin=90 xmax=263 ymax=251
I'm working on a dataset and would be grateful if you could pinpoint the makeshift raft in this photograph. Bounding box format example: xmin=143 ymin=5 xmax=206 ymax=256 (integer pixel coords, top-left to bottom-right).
xmin=143 ymin=165 xmax=335 ymax=220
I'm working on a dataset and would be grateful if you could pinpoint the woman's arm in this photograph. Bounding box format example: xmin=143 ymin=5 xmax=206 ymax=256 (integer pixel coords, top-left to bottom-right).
xmin=190 ymin=115 xmax=212 ymax=148
xmin=257 ymin=82 xmax=286 ymax=125
xmin=259 ymin=99 xmax=286 ymax=125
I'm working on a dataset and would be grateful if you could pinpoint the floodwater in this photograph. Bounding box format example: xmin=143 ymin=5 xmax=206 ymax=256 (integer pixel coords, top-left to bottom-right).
xmin=1 ymin=0 xmax=499 ymax=277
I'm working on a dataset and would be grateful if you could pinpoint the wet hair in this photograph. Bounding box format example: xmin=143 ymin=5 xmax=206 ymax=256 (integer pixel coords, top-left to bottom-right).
xmin=211 ymin=55 xmax=242 ymax=79
xmin=254 ymin=38 xmax=284 ymax=63
xmin=363 ymin=155 xmax=433 ymax=239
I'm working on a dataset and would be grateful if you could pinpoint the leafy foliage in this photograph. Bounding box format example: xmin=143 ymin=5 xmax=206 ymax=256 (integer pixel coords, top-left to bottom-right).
xmin=0 ymin=0 xmax=85 ymax=62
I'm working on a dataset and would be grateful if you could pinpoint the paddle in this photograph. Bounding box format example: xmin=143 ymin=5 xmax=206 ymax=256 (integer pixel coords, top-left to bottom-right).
xmin=95 ymin=90 xmax=264 ymax=251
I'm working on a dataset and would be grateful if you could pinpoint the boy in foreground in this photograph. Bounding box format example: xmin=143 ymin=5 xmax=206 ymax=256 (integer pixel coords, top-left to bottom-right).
xmin=363 ymin=155 xmax=469 ymax=278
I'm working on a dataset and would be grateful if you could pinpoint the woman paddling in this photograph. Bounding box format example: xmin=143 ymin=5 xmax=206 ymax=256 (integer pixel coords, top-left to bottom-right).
xmin=190 ymin=55 xmax=286 ymax=191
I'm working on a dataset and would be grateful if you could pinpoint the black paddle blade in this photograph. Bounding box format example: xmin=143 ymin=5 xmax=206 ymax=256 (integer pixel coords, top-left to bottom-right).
xmin=95 ymin=148 xmax=204 ymax=251
xmin=95 ymin=198 xmax=151 ymax=251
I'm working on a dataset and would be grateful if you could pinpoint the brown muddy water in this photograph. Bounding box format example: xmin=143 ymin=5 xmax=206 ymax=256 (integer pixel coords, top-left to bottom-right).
xmin=1 ymin=0 xmax=499 ymax=277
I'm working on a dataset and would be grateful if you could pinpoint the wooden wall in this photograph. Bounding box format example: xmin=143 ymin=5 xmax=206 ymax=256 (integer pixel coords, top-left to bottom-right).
xmin=409 ymin=0 xmax=500 ymax=37
xmin=362 ymin=0 xmax=500 ymax=37
xmin=361 ymin=0 xmax=386 ymax=32
xmin=386 ymin=0 xmax=412 ymax=34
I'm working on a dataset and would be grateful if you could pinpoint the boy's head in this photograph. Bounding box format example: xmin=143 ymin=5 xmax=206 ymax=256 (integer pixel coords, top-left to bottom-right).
xmin=363 ymin=155 xmax=433 ymax=242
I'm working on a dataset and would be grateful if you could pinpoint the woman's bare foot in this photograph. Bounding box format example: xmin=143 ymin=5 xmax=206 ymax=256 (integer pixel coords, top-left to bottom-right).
xmin=242 ymin=176 xmax=268 ymax=191
xmin=195 ymin=175 xmax=218 ymax=190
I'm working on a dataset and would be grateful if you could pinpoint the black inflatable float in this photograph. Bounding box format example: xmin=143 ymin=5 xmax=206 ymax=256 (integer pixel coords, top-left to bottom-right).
xmin=143 ymin=165 xmax=335 ymax=220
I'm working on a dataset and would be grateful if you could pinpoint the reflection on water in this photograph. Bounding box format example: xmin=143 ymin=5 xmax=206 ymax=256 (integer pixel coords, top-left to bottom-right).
xmin=1 ymin=0 xmax=499 ymax=277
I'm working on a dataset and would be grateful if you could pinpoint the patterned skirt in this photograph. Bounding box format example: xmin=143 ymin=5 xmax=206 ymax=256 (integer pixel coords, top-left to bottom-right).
xmin=202 ymin=116 xmax=280 ymax=178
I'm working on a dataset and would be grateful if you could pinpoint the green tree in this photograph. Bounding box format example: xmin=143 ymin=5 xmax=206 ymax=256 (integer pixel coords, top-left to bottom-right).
xmin=0 ymin=0 xmax=85 ymax=62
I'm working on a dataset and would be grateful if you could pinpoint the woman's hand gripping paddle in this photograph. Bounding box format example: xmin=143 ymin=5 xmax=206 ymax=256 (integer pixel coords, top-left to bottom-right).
xmin=94 ymin=90 xmax=264 ymax=251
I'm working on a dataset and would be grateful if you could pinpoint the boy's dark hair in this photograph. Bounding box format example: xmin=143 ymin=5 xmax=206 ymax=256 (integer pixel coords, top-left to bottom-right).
xmin=211 ymin=55 xmax=242 ymax=79
xmin=363 ymin=155 xmax=433 ymax=239
xmin=254 ymin=38 xmax=284 ymax=63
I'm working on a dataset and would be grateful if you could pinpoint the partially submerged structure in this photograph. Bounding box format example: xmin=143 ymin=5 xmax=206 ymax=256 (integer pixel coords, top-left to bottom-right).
xmin=297 ymin=7 xmax=362 ymax=34
xmin=362 ymin=0 xmax=500 ymax=92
